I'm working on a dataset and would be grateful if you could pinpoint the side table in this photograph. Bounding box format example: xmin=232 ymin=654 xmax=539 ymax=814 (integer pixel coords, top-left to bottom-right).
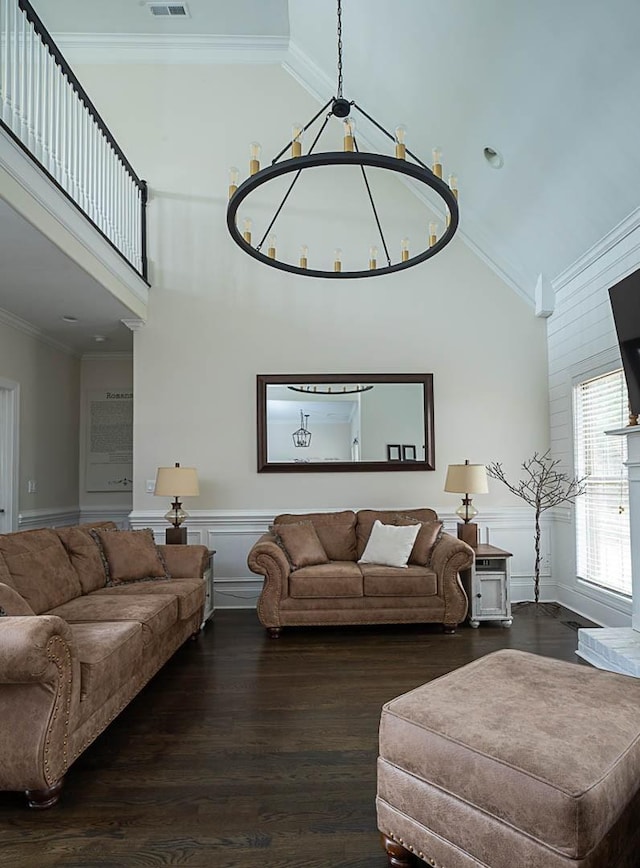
xmin=202 ymin=549 xmax=215 ymax=627
xmin=462 ymin=544 xmax=512 ymax=628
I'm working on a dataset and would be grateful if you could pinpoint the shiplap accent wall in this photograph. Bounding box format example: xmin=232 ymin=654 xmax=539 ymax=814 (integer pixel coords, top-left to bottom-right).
xmin=547 ymin=211 xmax=640 ymax=626
xmin=129 ymin=507 xmax=552 ymax=610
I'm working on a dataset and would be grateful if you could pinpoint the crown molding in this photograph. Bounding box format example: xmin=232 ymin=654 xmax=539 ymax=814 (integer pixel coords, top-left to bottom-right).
xmin=81 ymin=351 xmax=133 ymax=361
xmin=0 ymin=306 xmax=78 ymax=357
xmin=121 ymin=318 xmax=146 ymax=332
xmin=552 ymin=206 xmax=640 ymax=294
xmin=52 ymin=32 xmax=289 ymax=65
xmin=283 ymin=39 xmax=335 ymax=104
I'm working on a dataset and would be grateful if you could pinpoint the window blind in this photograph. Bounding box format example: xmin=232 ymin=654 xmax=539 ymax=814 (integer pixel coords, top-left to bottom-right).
xmin=574 ymin=369 xmax=631 ymax=596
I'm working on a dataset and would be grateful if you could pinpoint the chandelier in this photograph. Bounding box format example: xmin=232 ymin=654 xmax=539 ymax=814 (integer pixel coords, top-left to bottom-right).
xmin=292 ymin=410 xmax=312 ymax=447
xmin=287 ymin=384 xmax=373 ymax=395
xmin=226 ymin=0 xmax=459 ymax=279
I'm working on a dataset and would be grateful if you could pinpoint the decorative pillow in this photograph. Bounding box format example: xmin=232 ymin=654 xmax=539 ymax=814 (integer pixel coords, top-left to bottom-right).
xmin=274 ymin=521 xmax=329 ymax=570
xmin=397 ymin=517 xmax=444 ymax=566
xmin=56 ymin=522 xmax=118 ymax=594
xmin=90 ymin=528 xmax=170 ymax=587
xmin=358 ymin=520 xmax=420 ymax=569
xmin=355 ymin=508 xmax=438 ymax=558
xmin=274 ymin=511 xmax=357 ymax=561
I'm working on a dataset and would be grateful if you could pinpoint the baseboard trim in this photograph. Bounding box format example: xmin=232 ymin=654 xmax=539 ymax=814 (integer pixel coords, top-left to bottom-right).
xmin=556 ymin=582 xmax=631 ymax=628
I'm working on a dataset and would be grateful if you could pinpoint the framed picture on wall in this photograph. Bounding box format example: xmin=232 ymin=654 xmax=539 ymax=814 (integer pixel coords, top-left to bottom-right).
xmin=387 ymin=444 xmax=402 ymax=461
xmin=402 ymin=444 xmax=417 ymax=461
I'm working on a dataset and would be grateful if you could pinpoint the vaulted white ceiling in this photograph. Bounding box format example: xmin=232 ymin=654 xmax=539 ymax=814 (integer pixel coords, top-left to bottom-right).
xmin=6 ymin=0 xmax=640 ymax=348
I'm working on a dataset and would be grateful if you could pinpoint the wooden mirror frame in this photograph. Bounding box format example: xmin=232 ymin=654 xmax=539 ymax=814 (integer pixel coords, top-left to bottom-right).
xmin=257 ymin=373 xmax=435 ymax=473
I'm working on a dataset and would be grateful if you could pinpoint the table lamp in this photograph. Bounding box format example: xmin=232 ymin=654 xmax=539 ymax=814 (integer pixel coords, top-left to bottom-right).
xmin=444 ymin=459 xmax=488 ymax=547
xmin=154 ymin=462 xmax=199 ymax=544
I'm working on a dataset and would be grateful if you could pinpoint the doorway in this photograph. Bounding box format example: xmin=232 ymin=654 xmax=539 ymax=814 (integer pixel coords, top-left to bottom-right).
xmin=0 ymin=378 xmax=20 ymax=533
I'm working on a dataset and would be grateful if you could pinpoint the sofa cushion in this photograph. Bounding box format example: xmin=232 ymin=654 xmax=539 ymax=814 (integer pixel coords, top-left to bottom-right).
xmin=0 ymin=528 xmax=83 ymax=614
xmin=68 ymin=621 xmax=144 ymax=715
xmin=361 ymin=564 xmax=438 ymax=596
xmin=275 ymin=522 xmax=329 ymax=570
xmin=289 ymin=561 xmax=363 ymax=598
xmin=90 ymin=528 xmax=170 ymax=586
xmin=55 ymin=521 xmax=117 ymax=594
xmin=93 ymin=578 xmax=205 ymax=621
xmin=356 ymin=509 xmax=438 ymax=558
xmin=359 ymin=520 xmax=420 ymax=569
xmin=274 ymin=511 xmax=357 ymax=561
xmin=48 ymin=594 xmax=179 ymax=646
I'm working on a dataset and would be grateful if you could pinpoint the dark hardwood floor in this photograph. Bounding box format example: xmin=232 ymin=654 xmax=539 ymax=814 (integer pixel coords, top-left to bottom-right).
xmin=0 ymin=606 xmax=595 ymax=867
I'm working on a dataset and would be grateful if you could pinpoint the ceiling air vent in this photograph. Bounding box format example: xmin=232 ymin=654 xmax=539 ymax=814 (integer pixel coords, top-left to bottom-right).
xmin=147 ymin=3 xmax=190 ymax=17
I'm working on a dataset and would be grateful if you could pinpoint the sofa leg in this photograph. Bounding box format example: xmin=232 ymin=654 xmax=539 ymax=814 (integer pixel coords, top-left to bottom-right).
xmin=267 ymin=627 xmax=281 ymax=639
xmin=25 ymin=777 xmax=64 ymax=809
xmin=381 ymin=833 xmax=414 ymax=867
xmin=443 ymin=623 xmax=457 ymax=634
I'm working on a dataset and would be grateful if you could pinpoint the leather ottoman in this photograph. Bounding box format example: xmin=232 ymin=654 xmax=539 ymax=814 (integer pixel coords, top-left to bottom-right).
xmin=377 ymin=649 xmax=640 ymax=867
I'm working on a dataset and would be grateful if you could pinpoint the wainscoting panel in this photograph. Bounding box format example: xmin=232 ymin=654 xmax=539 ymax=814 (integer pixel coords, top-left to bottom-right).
xmin=80 ymin=507 xmax=132 ymax=528
xmin=19 ymin=507 xmax=80 ymax=530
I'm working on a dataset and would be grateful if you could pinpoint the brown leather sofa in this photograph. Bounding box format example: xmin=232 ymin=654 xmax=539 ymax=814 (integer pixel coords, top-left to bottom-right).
xmin=247 ymin=509 xmax=473 ymax=637
xmin=0 ymin=521 xmax=208 ymax=808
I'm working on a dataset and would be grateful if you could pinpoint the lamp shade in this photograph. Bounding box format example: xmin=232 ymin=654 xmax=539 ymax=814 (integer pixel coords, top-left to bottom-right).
xmin=444 ymin=462 xmax=488 ymax=494
xmin=154 ymin=464 xmax=199 ymax=497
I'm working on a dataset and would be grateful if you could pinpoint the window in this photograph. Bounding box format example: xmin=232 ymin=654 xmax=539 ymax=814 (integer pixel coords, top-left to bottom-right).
xmin=574 ymin=369 xmax=631 ymax=595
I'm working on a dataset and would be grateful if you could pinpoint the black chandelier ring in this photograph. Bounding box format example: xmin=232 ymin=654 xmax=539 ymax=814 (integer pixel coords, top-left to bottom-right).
xmin=226 ymin=150 xmax=459 ymax=279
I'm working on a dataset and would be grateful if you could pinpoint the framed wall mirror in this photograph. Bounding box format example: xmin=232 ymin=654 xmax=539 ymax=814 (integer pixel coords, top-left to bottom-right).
xmin=257 ymin=373 xmax=435 ymax=473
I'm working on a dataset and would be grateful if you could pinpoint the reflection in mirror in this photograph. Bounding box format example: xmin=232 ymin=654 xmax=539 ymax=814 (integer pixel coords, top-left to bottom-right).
xmin=257 ymin=374 xmax=434 ymax=473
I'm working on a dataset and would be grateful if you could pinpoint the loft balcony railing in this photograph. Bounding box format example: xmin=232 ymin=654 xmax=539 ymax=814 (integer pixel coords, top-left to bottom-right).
xmin=0 ymin=0 xmax=147 ymax=280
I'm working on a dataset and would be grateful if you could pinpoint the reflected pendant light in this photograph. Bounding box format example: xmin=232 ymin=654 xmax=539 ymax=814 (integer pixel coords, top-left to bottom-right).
xmin=226 ymin=0 xmax=459 ymax=278
xmin=292 ymin=410 xmax=312 ymax=447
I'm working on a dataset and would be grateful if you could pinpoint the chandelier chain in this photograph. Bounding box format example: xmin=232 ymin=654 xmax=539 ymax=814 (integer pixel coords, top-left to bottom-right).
xmin=336 ymin=0 xmax=343 ymax=98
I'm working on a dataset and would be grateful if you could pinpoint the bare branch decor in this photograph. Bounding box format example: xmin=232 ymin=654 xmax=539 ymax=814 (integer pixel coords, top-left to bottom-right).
xmin=486 ymin=451 xmax=587 ymax=604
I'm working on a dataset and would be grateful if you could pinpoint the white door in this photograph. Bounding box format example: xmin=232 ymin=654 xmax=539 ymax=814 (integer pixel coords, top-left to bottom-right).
xmin=0 ymin=379 xmax=20 ymax=534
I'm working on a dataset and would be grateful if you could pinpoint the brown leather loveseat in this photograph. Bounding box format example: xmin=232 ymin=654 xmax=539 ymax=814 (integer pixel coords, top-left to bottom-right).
xmin=248 ymin=509 xmax=473 ymax=637
xmin=0 ymin=521 xmax=208 ymax=808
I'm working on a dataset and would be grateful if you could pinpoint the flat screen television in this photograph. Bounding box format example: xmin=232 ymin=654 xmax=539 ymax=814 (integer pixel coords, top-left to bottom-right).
xmin=609 ymin=270 xmax=640 ymax=416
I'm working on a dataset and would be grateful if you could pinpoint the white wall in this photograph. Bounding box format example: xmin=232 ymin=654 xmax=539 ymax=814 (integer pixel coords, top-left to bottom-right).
xmin=0 ymin=317 xmax=80 ymax=523
xmin=547 ymin=215 xmax=640 ymax=626
xmin=75 ymin=62 xmax=550 ymax=605
xmin=79 ymin=354 xmax=133 ymax=524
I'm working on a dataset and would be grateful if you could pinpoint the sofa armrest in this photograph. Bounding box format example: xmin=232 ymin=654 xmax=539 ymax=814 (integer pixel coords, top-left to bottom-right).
xmin=430 ymin=532 xmax=474 ymax=626
xmin=247 ymin=533 xmax=291 ymax=628
xmin=0 ymin=614 xmax=72 ymax=682
xmin=158 ymin=544 xmax=209 ymax=578
xmin=0 ymin=615 xmax=77 ymax=791
xmin=0 ymin=582 xmax=35 ymax=616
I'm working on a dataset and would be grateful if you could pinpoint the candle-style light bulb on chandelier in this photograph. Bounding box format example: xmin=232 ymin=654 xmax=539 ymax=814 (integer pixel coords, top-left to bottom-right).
xmin=226 ymin=0 xmax=459 ymax=279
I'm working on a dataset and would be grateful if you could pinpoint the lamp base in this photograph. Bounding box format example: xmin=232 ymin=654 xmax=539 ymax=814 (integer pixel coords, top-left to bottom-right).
xmin=457 ymin=522 xmax=479 ymax=548
xmin=165 ymin=526 xmax=187 ymax=545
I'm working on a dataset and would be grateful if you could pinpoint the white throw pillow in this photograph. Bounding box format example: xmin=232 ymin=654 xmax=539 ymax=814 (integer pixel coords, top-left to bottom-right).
xmin=358 ymin=520 xmax=420 ymax=569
